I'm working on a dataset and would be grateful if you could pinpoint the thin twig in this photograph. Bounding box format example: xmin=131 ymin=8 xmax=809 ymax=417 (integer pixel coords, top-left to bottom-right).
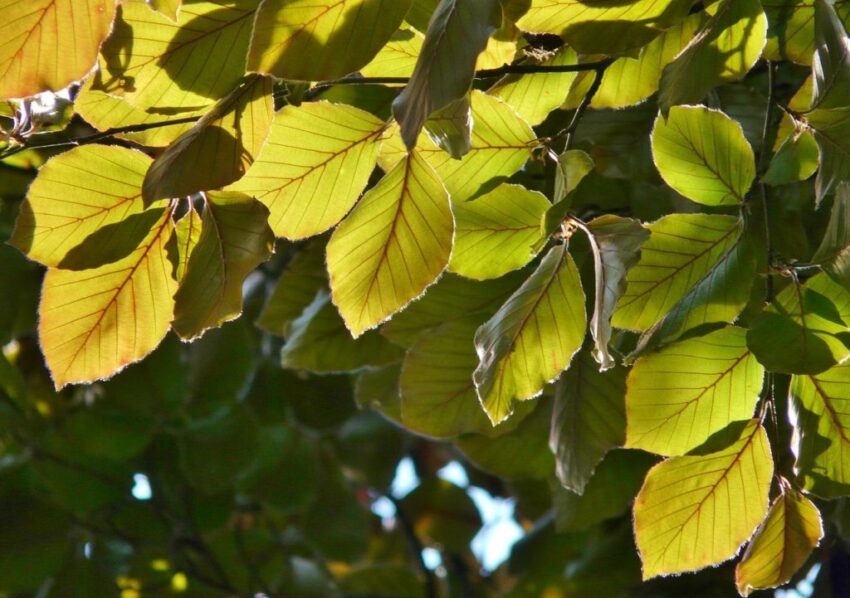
xmin=0 ymin=115 xmax=200 ymax=160
xmin=555 ymin=59 xmax=614 ymax=152
xmin=1 ymin=60 xmax=613 ymax=160
xmin=758 ymin=61 xmax=779 ymax=304
xmin=388 ymin=495 xmax=437 ymax=598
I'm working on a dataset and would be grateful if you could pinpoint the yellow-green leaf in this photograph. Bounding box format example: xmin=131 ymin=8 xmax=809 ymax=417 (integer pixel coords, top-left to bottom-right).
xmin=474 ymin=244 xmax=586 ymax=425
xmin=424 ymin=95 xmax=472 ymax=159
xmin=256 ymin=241 xmax=327 ymax=337
xmin=790 ymin=361 xmax=850 ymax=497
xmin=11 ymin=145 xmax=162 ymax=269
xmin=517 ymin=0 xmax=692 ymax=55
xmin=381 ymin=91 xmax=536 ymax=201
xmin=39 ymin=211 xmax=176 ymax=389
xmin=763 ymin=115 xmax=820 ymax=186
xmin=634 ymin=420 xmax=773 ymax=579
xmin=97 ymin=0 xmax=258 ymax=112
xmin=172 ymin=192 xmax=274 ymax=341
xmin=169 ymin=205 xmax=202 ymax=281
xmin=142 ymin=75 xmax=273 ymax=203
xmin=327 ymin=151 xmax=453 ymax=337
xmin=248 ymin=0 xmax=412 ymax=81
xmin=811 ymin=0 xmax=850 ymax=111
xmin=652 ymin=106 xmax=755 ymax=206
xmin=488 ymin=47 xmax=579 ymax=126
xmin=400 ymin=319 xmax=493 ymax=438
xmin=281 ymin=291 xmax=404 ymax=373
xmin=764 ymin=0 xmax=850 ymax=65
xmin=449 ymin=184 xmax=550 ymax=281
xmin=658 ymin=0 xmax=767 ymax=114
xmin=813 ymin=183 xmax=850 ymax=286
xmin=360 ymin=26 xmax=423 ymax=78
xmin=626 ymin=326 xmax=764 ymax=456
xmin=380 ymin=272 xmax=523 ymax=347
xmin=747 ymin=278 xmax=850 ymax=375
xmin=592 ymin=13 xmax=702 ymax=110
xmin=151 ymin=0 xmax=181 ymax=21
xmin=613 ymin=214 xmax=744 ymax=333
xmin=74 ymin=82 xmax=202 ymax=148
xmin=457 ymin=397 xmax=555 ymax=480
xmin=0 ymin=0 xmax=116 ymax=100
xmin=735 ymin=488 xmax=823 ymax=596
xmin=228 ymin=101 xmax=386 ymax=240
xmin=392 ymin=0 xmax=502 ymax=149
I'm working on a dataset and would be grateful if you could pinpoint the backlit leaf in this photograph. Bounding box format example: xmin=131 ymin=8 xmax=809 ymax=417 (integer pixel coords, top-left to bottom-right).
xmin=11 ymin=145 xmax=160 ymax=269
xmin=39 ymin=211 xmax=176 ymax=389
xmin=381 ymin=91 xmax=536 ymax=201
xmin=256 ymin=241 xmax=327 ymax=337
xmin=489 ymin=47 xmax=579 ymax=125
xmin=400 ymin=319 xmax=493 ymax=438
xmin=548 ymin=149 xmax=594 ymax=222
xmin=474 ymin=244 xmax=586 ymax=425
xmin=652 ymin=106 xmax=755 ymax=206
xmin=281 ymin=292 xmax=404 ymax=373
xmin=582 ymin=215 xmax=648 ymax=370
xmin=550 ymin=351 xmax=626 ymax=494
xmin=517 ymin=0 xmax=692 ymax=54
xmin=747 ymin=279 xmax=850 ymax=375
xmin=457 ymin=397 xmax=555 ymax=479
xmin=735 ymin=488 xmax=823 ymax=596
xmin=392 ymin=0 xmax=502 ymax=149
xmin=449 ymin=183 xmax=550 ymax=281
xmin=592 ymin=13 xmax=703 ymax=110
xmin=169 ymin=204 xmax=202 ymax=281
xmin=613 ymin=214 xmax=745 ymax=333
xmin=247 ymin=0 xmax=412 ymax=81
xmin=360 ymin=26 xmax=423 ymax=78
xmin=0 ymin=0 xmax=116 ymax=100
xmin=762 ymin=118 xmax=820 ymax=186
xmin=764 ymin=0 xmax=850 ymax=65
xmin=633 ymin=420 xmax=773 ymax=579
xmin=424 ymin=95 xmax=472 ymax=159
xmin=813 ymin=183 xmax=850 ymax=286
xmin=806 ymin=108 xmax=850 ymax=202
xmin=97 ymin=0 xmax=258 ymax=112
xmin=554 ymin=450 xmax=656 ymax=531
xmin=327 ymin=151 xmax=453 ymax=337
xmin=789 ymin=360 xmax=850 ymax=497
xmin=228 ymin=101 xmax=385 ymax=240
xmin=626 ymin=326 xmax=764 ymax=456
xmin=74 ymin=81 xmax=202 ymax=148
xmin=658 ymin=0 xmax=767 ymax=114
xmin=380 ymin=272 xmax=523 ymax=347
xmin=142 ymin=75 xmax=274 ymax=203
xmin=811 ymin=0 xmax=850 ymax=111
xmin=151 ymin=0 xmax=181 ymax=20
xmin=172 ymin=192 xmax=274 ymax=341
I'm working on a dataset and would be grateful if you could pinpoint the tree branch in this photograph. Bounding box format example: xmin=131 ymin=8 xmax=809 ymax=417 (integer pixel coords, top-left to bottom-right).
xmin=757 ymin=61 xmax=779 ymax=304
xmin=1 ymin=60 xmax=613 ymax=161
xmin=388 ymin=495 xmax=438 ymax=598
xmin=554 ymin=58 xmax=614 ymax=152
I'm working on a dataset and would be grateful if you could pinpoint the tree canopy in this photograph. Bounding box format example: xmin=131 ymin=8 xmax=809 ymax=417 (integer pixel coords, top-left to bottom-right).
xmin=2 ymin=0 xmax=850 ymax=595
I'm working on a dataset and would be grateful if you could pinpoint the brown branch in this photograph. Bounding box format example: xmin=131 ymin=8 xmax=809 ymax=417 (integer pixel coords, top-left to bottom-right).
xmin=1 ymin=59 xmax=614 ymax=161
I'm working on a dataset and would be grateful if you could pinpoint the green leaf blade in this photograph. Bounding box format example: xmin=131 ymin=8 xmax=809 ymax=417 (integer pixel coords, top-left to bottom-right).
xmin=327 ymin=150 xmax=453 ymax=337
xmin=633 ymin=420 xmax=773 ymax=579
xmin=473 ymin=244 xmax=586 ymax=425
xmin=626 ymin=326 xmax=764 ymax=457
xmin=651 ymin=105 xmax=755 ymax=206
xmin=172 ymin=192 xmax=275 ymax=341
